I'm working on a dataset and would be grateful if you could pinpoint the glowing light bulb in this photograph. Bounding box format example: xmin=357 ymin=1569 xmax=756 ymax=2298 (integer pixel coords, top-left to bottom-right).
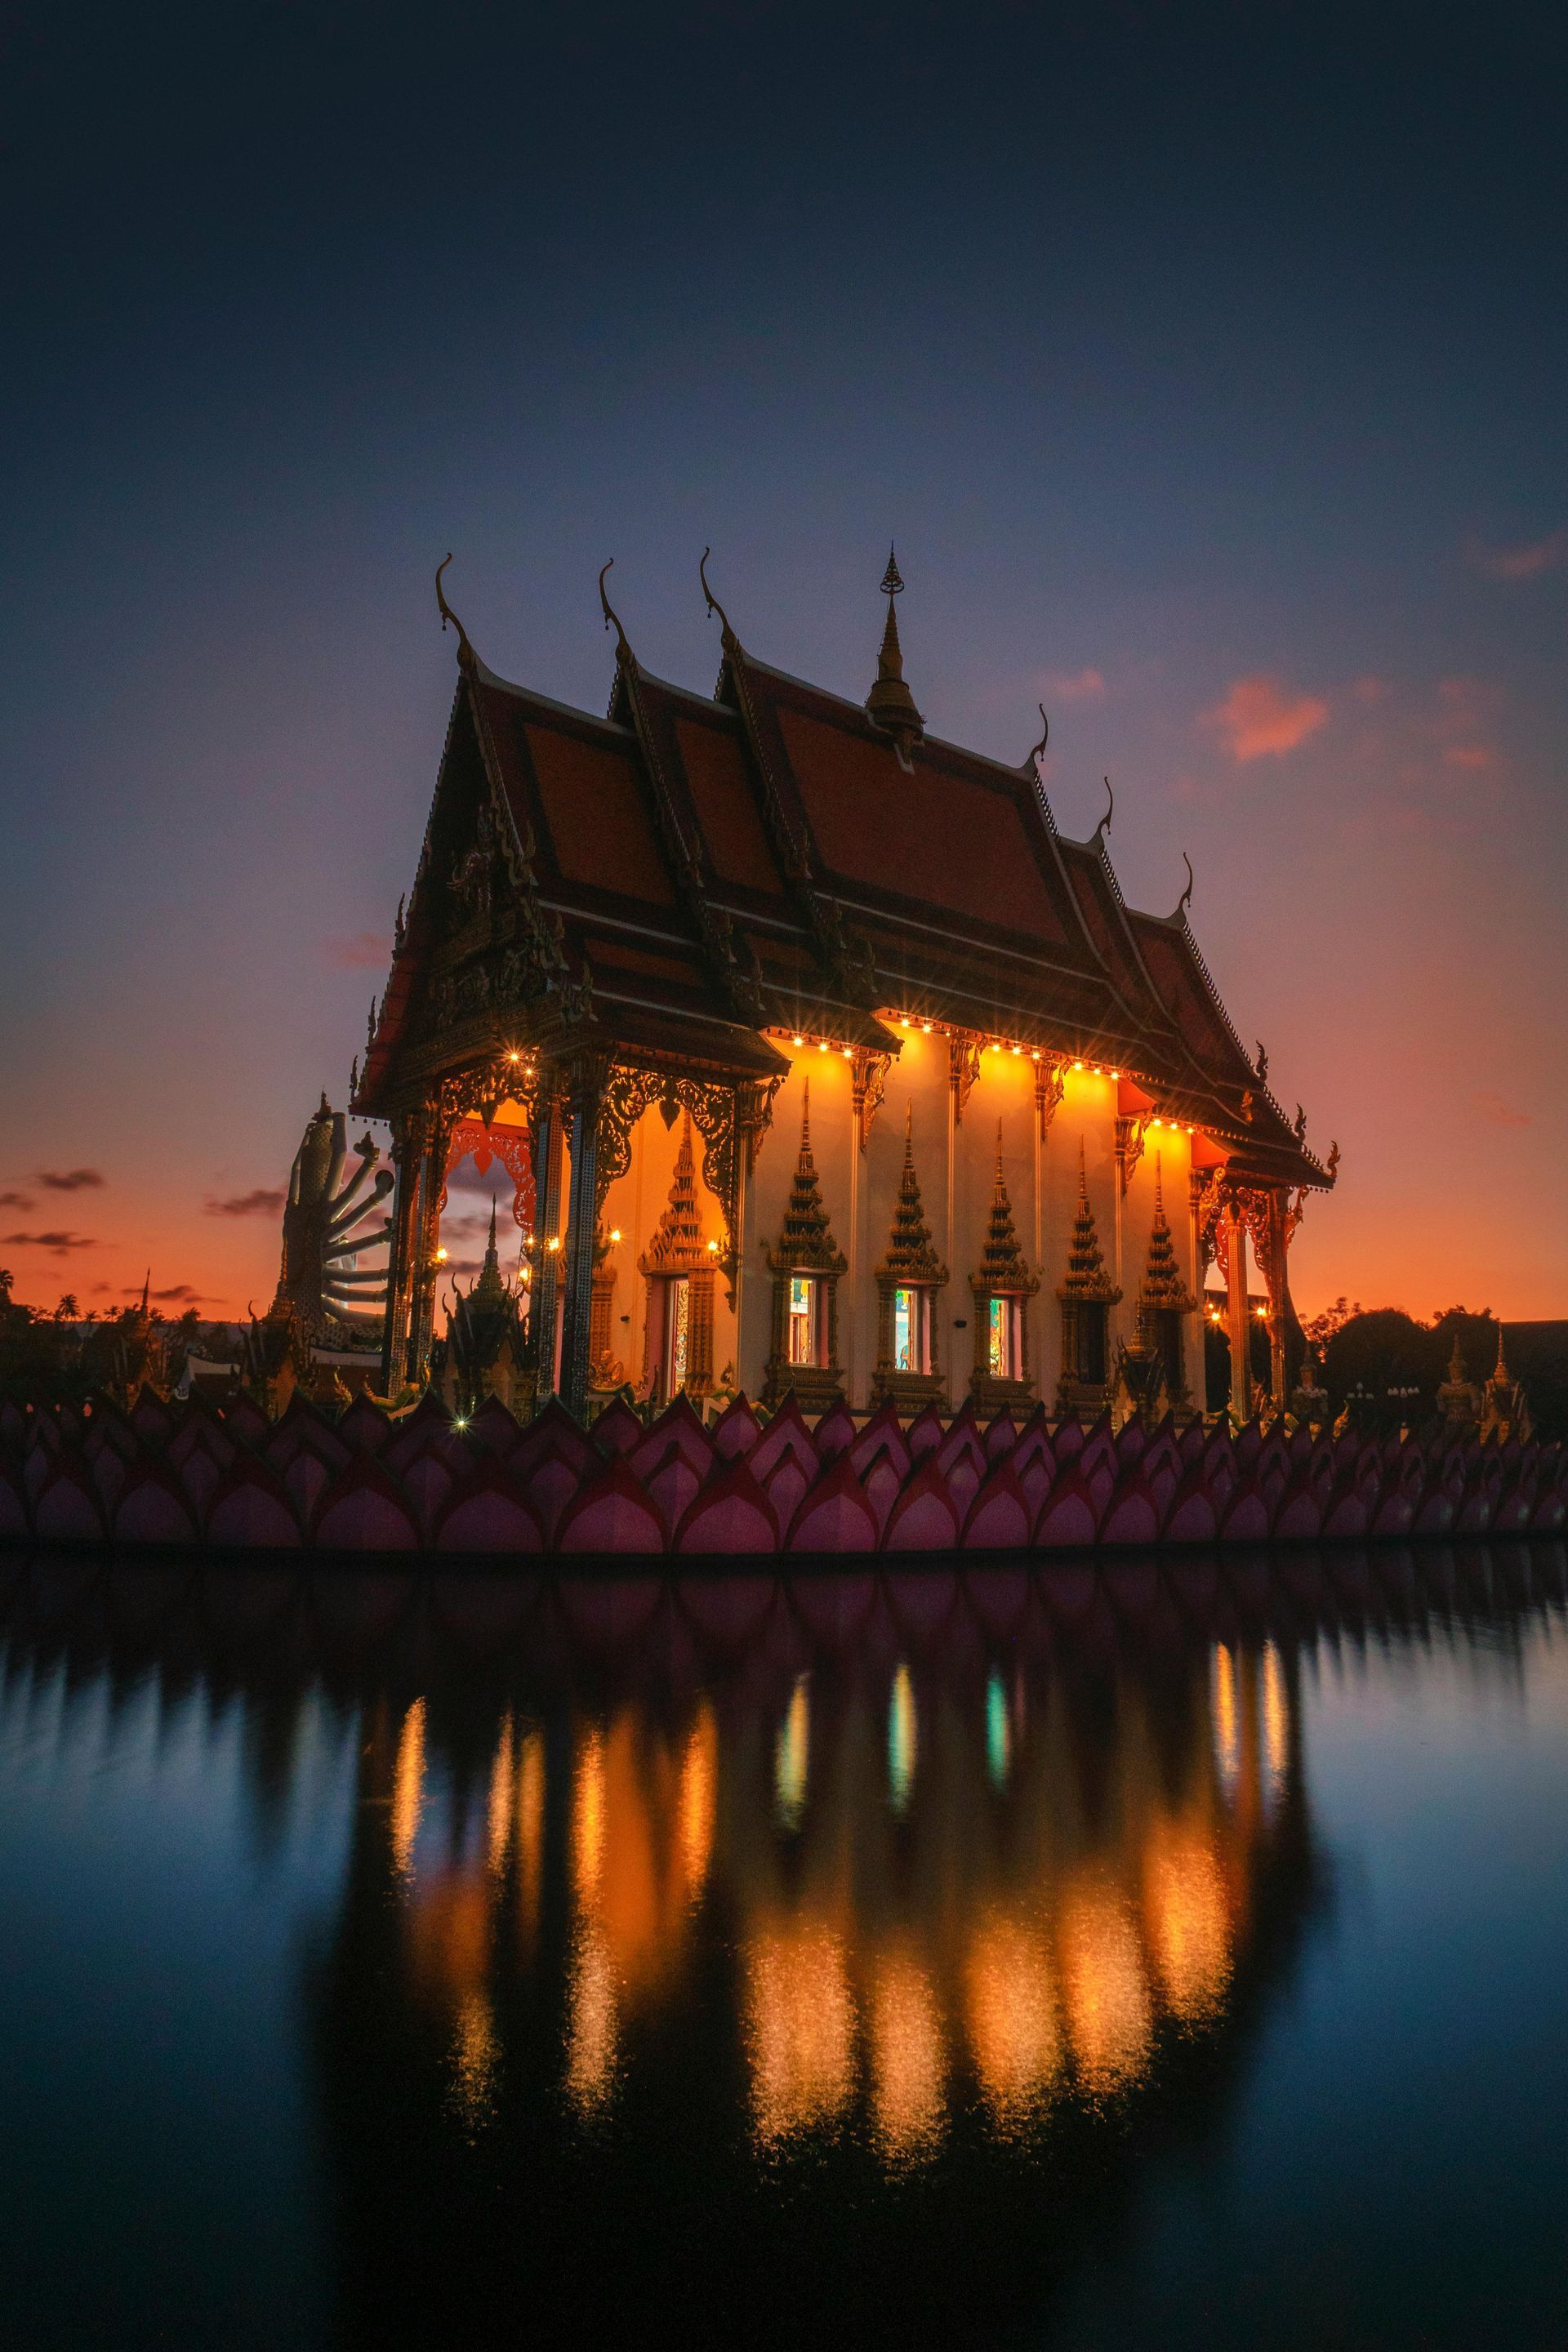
xmin=793 ymin=1035 xmax=804 ymax=1047
xmin=609 ymin=1227 xmax=621 ymax=1244
xmin=842 ymin=1045 xmax=852 ymax=1058
xmin=546 ymin=1236 xmax=559 ymax=1253
xmin=817 ymin=1040 xmax=827 ymax=1054
xmin=507 ymin=1050 xmax=519 ymax=1063
xmin=706 ymin=1239 xmax=719 ymax=1254
xmin=434 ymin=1246 xmax=449 ymax=1263
xmin=922 ymin=1022 xmax=932 ymax=1033
xmin=1010 ymin=1045 xmax=1021 ymax=1056
xmin=1152 ymin=1117 xmax=1163 ymax=1129
xmin=1073 ymin=1060 xmax=1084 ymax=1071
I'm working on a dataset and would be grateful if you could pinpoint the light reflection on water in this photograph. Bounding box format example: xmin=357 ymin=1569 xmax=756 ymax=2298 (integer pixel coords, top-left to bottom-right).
xmin=0 ymin=1541 xmax=1565 ymax=2350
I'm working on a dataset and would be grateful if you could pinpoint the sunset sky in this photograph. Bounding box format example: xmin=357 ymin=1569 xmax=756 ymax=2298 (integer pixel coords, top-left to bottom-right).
xmin=2 ymin=2 xmax=1563 ymax=1322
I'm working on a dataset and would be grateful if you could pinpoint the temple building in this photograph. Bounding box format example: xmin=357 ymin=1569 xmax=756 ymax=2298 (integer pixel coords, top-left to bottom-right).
xmin=355 ymin=552 xmax=1333 ymax=1422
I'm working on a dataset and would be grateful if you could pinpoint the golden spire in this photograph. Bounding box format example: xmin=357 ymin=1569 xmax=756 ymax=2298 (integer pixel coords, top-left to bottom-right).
xmin=639 ymin=1112 xmax=709 ymax=1276
xmin=471 ymin=1200 xmax=507 ymax=1308
xmin=1138 ymin=1154 xmax=1194 ymax=1311
xmin=766 ymin=1083 xmax=846 ymax=1275
xmin=875 ymin=1100 xmax=947 ymax=1284
xmin=977 ymin=1122 xmax=1033 ymax=1291
xmin=1058 ymin=1138 xmax=1120 ymax=1302
xmin=865 ymin=545 xmax=924 ymax=754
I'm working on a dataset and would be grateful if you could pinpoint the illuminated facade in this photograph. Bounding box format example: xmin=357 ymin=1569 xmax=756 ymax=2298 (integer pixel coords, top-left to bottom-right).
xmin=358 ymin=554 xmax=1332 ymax=1419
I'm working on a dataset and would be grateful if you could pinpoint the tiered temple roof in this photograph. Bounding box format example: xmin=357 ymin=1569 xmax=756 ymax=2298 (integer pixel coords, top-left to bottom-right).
xmin=359 ymin=559 xmax=1330 ymax=1193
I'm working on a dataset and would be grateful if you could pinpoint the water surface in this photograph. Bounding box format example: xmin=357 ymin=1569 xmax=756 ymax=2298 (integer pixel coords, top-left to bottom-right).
xmin=1 ymin=1542 xmax=1564 ymax=2349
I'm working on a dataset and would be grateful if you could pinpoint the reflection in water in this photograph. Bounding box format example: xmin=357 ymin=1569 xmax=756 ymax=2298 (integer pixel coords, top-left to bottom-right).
xmin=390 ymin=1696 xmax=425 ymax=1878
xmin=774 ymin=1675 xmax=810 ymax=1830
xmin=746 ymin=1925 xmax=856 ymax=2146
xmin=888 ymin=1659 xmax=917 ymax=1814
xmin=2 ymin=1539 xmax=1562 ymax=2349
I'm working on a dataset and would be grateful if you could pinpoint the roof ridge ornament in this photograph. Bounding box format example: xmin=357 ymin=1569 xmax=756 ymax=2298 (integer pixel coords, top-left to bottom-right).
xmin=865 ymin=541 xmax=924 ymax=760
xmin=435 ymin=555 xmax=474 ymax=670
xmin=1177 ymin=851 xmax=1194 ymax=917
xmin=598 ymin=559 xmax=634 ymax=667
xmin=700 ymin=546 xmax=737 ymax=646
xmin=1094 ymin=775 xmax=1114 ymax=844
xmin=1026 ymin=701 xmax=1049 ymax=768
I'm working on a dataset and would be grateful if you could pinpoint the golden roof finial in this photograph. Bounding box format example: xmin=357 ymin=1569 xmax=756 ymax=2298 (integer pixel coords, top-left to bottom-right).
xmin=435 ymin=555 xmax=474 ymax=669
xmin=866 ymin=543 xmax=924 ymax=751
xmin=1077 ymin=1133 xmax=1089 ymax=1207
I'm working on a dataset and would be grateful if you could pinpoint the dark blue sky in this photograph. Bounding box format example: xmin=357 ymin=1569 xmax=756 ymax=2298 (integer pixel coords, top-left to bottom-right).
xmin=2 ymin=1 xmax=1563 ymax=1315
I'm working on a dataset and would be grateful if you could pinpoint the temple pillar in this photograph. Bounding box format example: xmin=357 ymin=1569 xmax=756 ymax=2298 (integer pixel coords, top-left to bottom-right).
xmin=1265 ymin=1188 xmax=1289 ymax=1413
xmin=1225 ymin=1196 xmax=1251 ymax=1423
xmin=558 ymin=1059 xmax=608 ymax=1419
xmin=531 ymin=1091 xmax=566 ymax=1397
xmin=380 ymin=1109 xmax=422 ymax=1392
xmin=1188 ymin=1170 xmax=1211 ymax=1418
xmin=407 ymin=1113 xmax=448 ymax=1385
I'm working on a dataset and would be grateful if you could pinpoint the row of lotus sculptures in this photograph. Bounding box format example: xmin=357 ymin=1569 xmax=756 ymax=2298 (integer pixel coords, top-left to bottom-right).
xmin=1 ymin=1385 xmax=1563 ymax=1557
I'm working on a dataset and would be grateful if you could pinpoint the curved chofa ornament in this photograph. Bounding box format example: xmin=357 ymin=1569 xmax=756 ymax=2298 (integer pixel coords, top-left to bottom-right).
xmin=599 ymin=559 xmax=634 ymax=664
xmin=1094 ymin=774 xmax=1114 ymax=844
xmin=1177 ymin=851 xmax=1194 ymax=918
xmin=1026 ymin=701 xmax=1049 ymax=768
xmin=434 ymin=555 xmax=474 ymax=668
xmin=270 ymin=1098 xmax=395 ymax=1344
xmin=700 ymin=546 xmax=737 ymax=643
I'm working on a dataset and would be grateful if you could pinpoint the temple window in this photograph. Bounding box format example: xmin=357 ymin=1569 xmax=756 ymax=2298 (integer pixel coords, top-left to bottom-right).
xmin=969 ymin=1125 xmax=1039 ymax=1409
xmin=787 ymin=1273 xmax=819 ymax=1366
xmin=763 ymin=1085 xmax=848 ymax=1410
xmin=871 ymin=1106 xmax=948 ymax=1410
xmin=987 ymin=1294 xmax=1024 ymax=1382
xmin=637 ymin=1113 xmax=718 ymax=1404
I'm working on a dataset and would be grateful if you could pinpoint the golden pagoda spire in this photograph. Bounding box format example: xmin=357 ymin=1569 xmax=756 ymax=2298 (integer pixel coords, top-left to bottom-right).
xmin=978 ymin=1120 xmax=1033 ymax=1291
xmin=1138 ymin=1154 xmax=1195 ymax=1312
xmin=471 ymin=1200 xmax=507 ymax=1309
xmin=639 ymin=1111 xmax=710 ymax=1276
xmin=875 ymin=1101 xmax=947 ymax=1284
xmin=1059 ymin=1138 xmax=1120 ymax=1302
xmin=767 ymin=1083 xmax=847 ymax=1275
xmin=865 ymin=545 xmax=924 ymax=755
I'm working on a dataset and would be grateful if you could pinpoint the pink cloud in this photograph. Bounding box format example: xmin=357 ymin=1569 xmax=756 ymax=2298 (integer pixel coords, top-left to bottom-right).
xmin=323 ymin=932 xmax=389 ymax=970
xmin=204 ymin=1188 xmax=287 ymax=1218
xmin=1201 ymin=675 xmax=1329 ymax=763
xmin=1044 ymin=667 xmax=1106 ymax=704
xmin=2 ymin=1229 xmax=96 ymax=1256
xmin=0 ymin=1190 xmax=33 ymax=1210
xmin=1470 ymin=530 xmax=1565 ymax=582
xmin=38 ymin=1168 xmax=105 ymax=1192
xmin=1441 ymin=744 xmax=1496 ymax=773
xmin=1473 ymin=1090 xmax=1530 ymax=1129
